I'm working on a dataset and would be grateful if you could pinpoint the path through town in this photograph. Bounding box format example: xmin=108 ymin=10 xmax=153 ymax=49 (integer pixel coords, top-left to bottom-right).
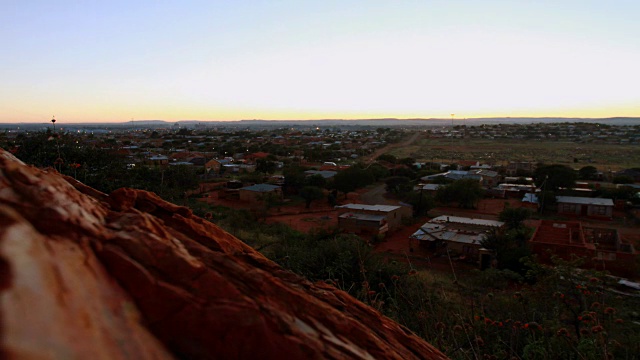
xmin=363 ymin=132 xmax=421 ymax=164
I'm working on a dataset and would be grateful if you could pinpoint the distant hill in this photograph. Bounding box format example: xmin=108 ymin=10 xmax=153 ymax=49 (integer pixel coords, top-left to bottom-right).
xmin=1 ymin=117 xmax=639 ymax=130
xmin=177 ymin=117 xmax=640 ymax=127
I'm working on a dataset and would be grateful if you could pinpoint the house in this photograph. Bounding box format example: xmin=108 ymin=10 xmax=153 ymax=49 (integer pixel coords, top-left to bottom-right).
xmin=556 ymin=196 xmax=614 ymax=220
xmin=335 ymin=204 xmax=411 ymax=236
xmin=420 ymin=170 xmax=498 ymax=188
xmin=188 ymin=156 xmax=207 ymax=166
xmin=496 ymin=183 xmax=537 ymax=198
xmin=469 ymin=162 xmax=494 ymax=170
xmin=414 ymin=183 xmax=442 ymax=195
xmin=223 ymin=164 xmax=256 ymax=174
xmin=238 ymin=183 xmax=282 ymax=203
xmin=420 ymin=170 xmax=482 ymax=183
xmin=504 ymin=177 xmax=534 ymax=184
xmin=522 ymin=193 xmax=539 ymax=205
xmin=506 ymin=162 xmax=536 ymax=176
xmin=245 ymin=152 xmax=270 ymax=162
xmin=472 ymin=169 xmax=501 ymax=188
xmin=410 ymin=216 xmax=504 ymax=262
xmin=205 ymin=159 xmax=231 ymax=174
xmin=304 ymin=170 xmax=337 ymax=179
xmin=529 ymin=220 xmax=637 ymax=277
xmin=146 ymin=155 xmax=169 ymax=166
xmin=204 ymin=159 xmax=229 ymax=173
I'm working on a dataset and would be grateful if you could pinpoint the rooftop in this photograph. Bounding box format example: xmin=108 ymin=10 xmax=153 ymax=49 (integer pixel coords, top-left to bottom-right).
xmin=556 ymin=196 xmax=614 ymax=206
xmin=430 ymin=215 xmax=504 ymax=228
xmin=410 ymin=216 xmax=504 ymax=245
xmin=335 ymin=204 xmax=401 ymax=212
xmin=339 ymin=212 xmax=386 ymax=222
xmin=240 ymin=183 xmax=281 ymax=192
xmin=305 ymin=170 xmax=338 ymax=179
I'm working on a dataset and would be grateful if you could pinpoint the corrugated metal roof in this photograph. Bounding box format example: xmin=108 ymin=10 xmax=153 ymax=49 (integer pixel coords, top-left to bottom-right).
xmin=430 ymin=215 xmax=504 ymax=227
xmin=240 ymin=183 xmax=281 ymax=192
xmin=336 ymin=204 xmax=401 ymax=212
xmin=410 ymin=216 xmax=504 ymax=245
xmin=304 ymin=170 xmax=338 ymax=179
xmin=339 ymin=212 xmax=385 ymax=222
xmin=410 ymin=222 xmax=487 ymax=245
xmin=556 ymin=196 xmax=614 ymax=206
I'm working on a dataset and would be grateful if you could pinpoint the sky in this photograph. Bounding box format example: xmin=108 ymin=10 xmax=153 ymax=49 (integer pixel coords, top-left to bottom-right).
xmin=1 ymin=0 xmax=639 ymax=123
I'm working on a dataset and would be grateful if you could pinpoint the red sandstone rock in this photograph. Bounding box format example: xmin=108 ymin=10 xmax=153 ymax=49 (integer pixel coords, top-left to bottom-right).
xmin=0 ymin=149 xmax=448 ymax=360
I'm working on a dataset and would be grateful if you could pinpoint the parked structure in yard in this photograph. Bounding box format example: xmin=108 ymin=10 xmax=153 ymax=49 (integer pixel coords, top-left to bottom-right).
xmin=410 ymin=216 xmax=504 ymax=266
xmin=529 ymin=220 xmax=637 ymax=277
xmin=238 ymin=183 xmax=282 ymax=203
xmin=335 ymin=204 xmax=411 ymax=236
xmin=556 ymin=196 xmax=614 ymax=220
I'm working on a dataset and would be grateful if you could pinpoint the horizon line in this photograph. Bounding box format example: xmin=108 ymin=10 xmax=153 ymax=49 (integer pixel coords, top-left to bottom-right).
xmin=2 ymin=116 xmax=640 ymax=125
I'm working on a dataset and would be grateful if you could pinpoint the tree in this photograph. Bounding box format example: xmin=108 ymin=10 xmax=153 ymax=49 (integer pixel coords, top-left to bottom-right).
xmin=332 ymin=166 xmax=375 ymax=198
xmin=398 ymin=157 xmax=416 ymax=167
xmin=391 ymin=166 xmax=416 ymax=179
xmin=376 ymin=154 xmax=397 ymax=163
xmin=405 ymin=191 xmax=435 ymax=216
xmin=238 ymin=171 xmax=265 ymax=184
xmin=257 ymin=191 xmax=282 ymax=219
xmin=499 ymin=207 xmax=532 ymax=229
xmin=534 ymin=164 xmax=577 ymax=191
xmin=480 ymin=227 xmax=531 ymax=274
xmin=283 ymin=165 xmax=308 ymax=193
xmin=431 ymin=175 xmax=453 ymax=185
xmin=305 ymin=174 xmax=327 ymax=188
xmin=385 ymin=176 xmax=412 ymax=195
xmin=436 ymin=179 xmax=484 ymax=209
xmin=256 ymin=158 xmax=277 ymax=174
xmin=367 ymin=163 xmax=389 ymax=180
xmin=300 ymin=186 xmax=324 ymax=209
xmin=613 ymin=175 xmax=634 ymax=184
xmin=578 ymin=166 xmax=598 ymax=180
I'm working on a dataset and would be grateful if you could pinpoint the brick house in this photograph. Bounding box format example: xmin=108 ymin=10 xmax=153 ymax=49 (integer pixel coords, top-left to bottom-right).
xmin=410 ymin=216 xmax=504 ymax=261
xmin=556 ymin=196 xmax=614 ymax=220
xmin=238 ymin=184 xmax=282 ymax=203
xmin=529 ymin=220 xmax=637 ymax=277
xmin=335 ymin=204 xmax=411 ymax=236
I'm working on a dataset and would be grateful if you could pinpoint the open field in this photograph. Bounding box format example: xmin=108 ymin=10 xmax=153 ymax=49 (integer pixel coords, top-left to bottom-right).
xmin=390 ymin=137 xmax=640 ymax=170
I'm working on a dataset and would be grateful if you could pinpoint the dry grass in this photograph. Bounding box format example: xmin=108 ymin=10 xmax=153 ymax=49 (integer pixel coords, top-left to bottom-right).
xmin=391 ymin=137 xmax=640 ymax=170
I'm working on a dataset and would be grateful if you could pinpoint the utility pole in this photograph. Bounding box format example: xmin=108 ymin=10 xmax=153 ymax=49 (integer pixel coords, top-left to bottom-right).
xmin=450 ymin=114 xmax=455 ymax=166
xmin=539 ymin=175 xmax=549 ymax=214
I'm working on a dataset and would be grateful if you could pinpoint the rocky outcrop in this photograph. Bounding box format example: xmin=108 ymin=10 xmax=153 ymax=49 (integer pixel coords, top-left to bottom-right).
xmin=0 ymin=150 xmax=447 ymax=360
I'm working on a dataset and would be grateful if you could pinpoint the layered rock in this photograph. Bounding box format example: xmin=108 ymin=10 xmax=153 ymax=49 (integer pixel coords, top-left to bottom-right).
xmin=0 ymin=149 xmax=447 ymax=360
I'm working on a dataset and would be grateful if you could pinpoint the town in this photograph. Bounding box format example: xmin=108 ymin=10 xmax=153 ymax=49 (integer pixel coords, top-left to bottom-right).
xmin=2 ymin=119 xmax=640 ymax=358
xmin=3 ymin=120 xmax=639 ymax=275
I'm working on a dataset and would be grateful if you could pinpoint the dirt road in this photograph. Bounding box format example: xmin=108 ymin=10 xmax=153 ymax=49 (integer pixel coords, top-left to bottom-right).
xmin=359 ymin=184 xmax=400 ymax=206
xmin=364 ymin=132 xmax=422 ymax=164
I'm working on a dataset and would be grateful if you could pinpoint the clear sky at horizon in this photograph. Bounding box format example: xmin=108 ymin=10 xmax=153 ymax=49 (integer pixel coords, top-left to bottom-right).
xmin=1 ymin=1 xmax=639 ymax=123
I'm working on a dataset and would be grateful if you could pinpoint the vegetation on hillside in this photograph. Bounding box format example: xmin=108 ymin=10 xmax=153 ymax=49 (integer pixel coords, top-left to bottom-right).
xmin=191 ymin=203 xmax=640 ymax=359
